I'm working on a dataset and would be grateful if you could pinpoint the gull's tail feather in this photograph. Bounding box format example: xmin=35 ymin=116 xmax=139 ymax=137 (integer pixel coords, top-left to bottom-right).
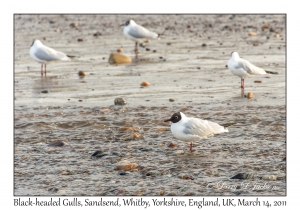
xmin=265 ymin=70 xmax=278 ymax=75
xmin=67 ymin=55 xmax=77 ymax=58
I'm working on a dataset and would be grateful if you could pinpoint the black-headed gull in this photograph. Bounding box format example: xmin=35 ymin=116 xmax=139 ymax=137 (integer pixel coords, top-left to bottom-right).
xmin=164 ymin=112 xmax=228 ymax=151
xmin=29 ymin=39 xmax=74 ymax=75
xmin=121 ymin=20 xmax=159 ymax=58
xmin=227 ymin=51 xmax=278 ymax=97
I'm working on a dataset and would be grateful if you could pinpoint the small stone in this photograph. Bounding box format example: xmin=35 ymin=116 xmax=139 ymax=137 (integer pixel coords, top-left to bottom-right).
xmin=169 ymin=98 xmax=175 ymax=102
xmin=202 ymin=43 xmax=207 ymax=47
xmin=48 ymin=141 xmax=64 ymax=147
xmin=93 ymin=32 xmax=102 ymax=37
xmin=115 ymin=160 xmax=138 ymax=171
xmin=179 ymin=174 xmax=193 ymax=180
xmin=145 ymin=48 xmax=150 ymax=51
xmin=159 ymin=190 xmax=164 ymax=195
xmin=117 ymin=48 xmax=123 ymax=53
xmin=153 ymin=50 xmax=157 ymax=53
xmin=61 ymin=171 xmax=71 ymax=175
xmin=41 ymin=90 xmax=49 ymax=94
xmin=167 ymin=143 xmax=177 ymax=148
xmin=108 ymin=53 xmax=131 ymax=64
xmin=167 ymin=42 xmax=171 ymax=45
xmin=262 ymin=175 xmax=277 ymax=181
xmin=78 ymin=71 xmax=86 ymax=76
xmin=247 ymin=92 xmax=254 ymax=99
xmin=70 ymin=22 xmax=78 ymax=27
xmin=48 ymin=187 xmax=59 ymax=192
xmin=274 ymin=33 xmax=280 ymax=38
xmin=77 ymin=38 xmax=83 ymax=42
xmin=78 ymin=100 xmax=83 ymax=102
xmin=55 ymin=29 xmax=60 ymax=33
xmin=248 ymin=32 xmax=257 ymax=36
xmin=254 ymin=80 xmax=262 ymax=83
xmin=199 ymin=34 xmax=203 ymax=37
xmin=140 ymin=81 xmax=150 ymax=87
xmin=132 ymin=133 xmax=141 ymax=139
xmin=91 ymin=150 xmax=106 ymax=158
xmin=43 ymin=37 xmax=47 ymax=40
xmin=230 ymin=173 xmax=255 ymax=179
xmin=261 ymin=25 xmax=269 ymax=30
xmin=139 ymin=148 xmax=152 ymax=152
xmin=118 ymin=172 xmax=127 ymax=175
xmin=114 ymin=97 xmax=126 ymax=105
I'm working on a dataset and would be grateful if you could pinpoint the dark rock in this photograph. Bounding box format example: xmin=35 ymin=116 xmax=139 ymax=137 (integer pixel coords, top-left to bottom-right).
xmin=48 ymin=141 xmax=64 ymax=147
xmin=114 ymin=97 xmax=126 ymax=105
xmin=118 ymin=172 xmax=127 ymax=176
xmin=139 ymin=148 xmax=152 ymax=152
xmin=230 ymin=173 xmax=255 ymax=179
xmin=41 ymin=90 xmax=49 ymax=94
xmin=91 ymin=150 xmax=107 ymax=158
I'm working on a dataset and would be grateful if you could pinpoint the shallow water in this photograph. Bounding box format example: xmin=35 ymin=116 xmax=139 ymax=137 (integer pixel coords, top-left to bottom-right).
xmin=14 ymin=14 xmax=286 ymax=196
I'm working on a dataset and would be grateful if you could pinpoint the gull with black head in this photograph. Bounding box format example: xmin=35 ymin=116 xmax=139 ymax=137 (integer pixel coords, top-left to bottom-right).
xmin=164 ymin=112 xmax=228 ymax=152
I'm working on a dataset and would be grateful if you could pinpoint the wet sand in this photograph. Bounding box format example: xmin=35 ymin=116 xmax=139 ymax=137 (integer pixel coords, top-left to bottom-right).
xmin=14 ymin=14 xmax=286 ymax=196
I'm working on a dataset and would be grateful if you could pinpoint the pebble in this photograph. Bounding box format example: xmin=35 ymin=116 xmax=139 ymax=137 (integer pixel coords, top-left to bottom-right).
xmin=77 ymin=38 xmax=83 ymax=42
xmin=118 ymin=172 xmax=127 ymax=175
xmin=168 ymin=142 xmax=177 ymax=147
xmin=167 ymin=42 xmax=171 ymax=45
xmin=262 ymin=175 xmax=277 ymax=181
xmin=117 ymin=48 xmax=123 ymax=53
xmin=139 ymin=148 xmax=152 ymax=152
xmin=108 ymin=53 xmax=132 ymax=64
xmin=153 ymin=50 xmax=157 ymax=53
xmin=70 ymin=22 xmax=78 ymax=27
xmin=169 ymin=98 xmax=175 ymax=102
xmin=254 ymin=80 xmax=262 ymax=83
xmin=132 ymin=133 xmax=142 ymax=139
xmin=230 ymin=173 xmax=255 ymax=179
xmin=78 ymin=100 xmax=83 ymax=102
xmin=48 ymin=141 xmax=64 ymax=147
xmin=78 ymin=71 xmax=86 ymax=76
xmin=93 ymin=32 xmax=102 ymax=37
xmin=48 ymin=187 xmax=59 ymax=192
xmin=202 ymin=43 xmax=207 ymax=47
xmin=274 ymin=33 xmax=280 ymax=38
xmin=248 ymin=32 xmax=257 ymax=36
xmin=114 ymin=97 xmax=126 ymax=105
xmin=159 ymin=190 xmax=164 ymax=195
xmin=247 ymin=92 xmax=254 ymax=99
xmin=145 ymin=48 xmax=150 ymax=51
xmin=115 ymin=160 xmax=138 ymax=171
xmin=41 ymin=90 xmax=49 ymax=94
xmin=140 ymin=81 xmax=150 ymax=87
xmin=91 ymin=150 xmax=107 ymax=158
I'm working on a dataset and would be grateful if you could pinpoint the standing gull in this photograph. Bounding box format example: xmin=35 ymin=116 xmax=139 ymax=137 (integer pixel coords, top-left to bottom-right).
xmin=164 ymin=112 xmax=228 ymax=151
xmin=227 ymin=51 xmax=276 ymax=97
xmin=29 ymin=39 xmax=74 ymax=75
xmin=121 ymin=20 xmax=159 ymax=58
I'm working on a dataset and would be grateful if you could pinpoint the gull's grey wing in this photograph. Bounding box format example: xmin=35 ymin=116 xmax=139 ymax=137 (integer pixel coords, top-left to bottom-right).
xmin=235 ymin=59 xmax=265 ymax=75
xmin=128 ymin=25 xmax=157 ymax=39
xmin=183 ymin=118 xmax=225 ymax=138
xmin=34 ymin=47 xmax=66 ymax=61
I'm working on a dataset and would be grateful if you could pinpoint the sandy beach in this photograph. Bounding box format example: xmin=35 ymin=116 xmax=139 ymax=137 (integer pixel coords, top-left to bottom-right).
xmin=14 ymin=14 xmax=286 ymax=196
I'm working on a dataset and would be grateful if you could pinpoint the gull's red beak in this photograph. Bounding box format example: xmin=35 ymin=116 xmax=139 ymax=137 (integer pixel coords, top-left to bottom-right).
xmin=164 ymin=119 xmax=171 ymax=122
xmin=119 ymin=23 xmax=124 ymax=27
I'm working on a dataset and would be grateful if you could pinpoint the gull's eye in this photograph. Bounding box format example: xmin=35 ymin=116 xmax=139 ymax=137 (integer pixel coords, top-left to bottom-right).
xmin=174 ymin=116 xmax=178 ymax=119
xmin=125 ymin=21 xmax=130 ymax=26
